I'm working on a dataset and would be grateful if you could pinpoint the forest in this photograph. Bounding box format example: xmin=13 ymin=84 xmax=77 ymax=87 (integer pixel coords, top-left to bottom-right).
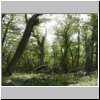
xmin=2 ymin=14 xmax=98 ymax=86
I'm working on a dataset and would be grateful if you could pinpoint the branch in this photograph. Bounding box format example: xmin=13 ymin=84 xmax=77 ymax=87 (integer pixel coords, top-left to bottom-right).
xmin=25 ymin=14 xmax=28 ymax=23
xmin=2 ymin=14 xmax=6 ymax=18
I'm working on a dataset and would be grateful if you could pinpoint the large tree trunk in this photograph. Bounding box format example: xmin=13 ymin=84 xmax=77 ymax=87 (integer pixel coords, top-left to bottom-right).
xmin=60 ymin=47 xmax=68 ymax=73
xmin=85 ymin=37 xmax=92 ymax=74
xmin=7 ymin=14 xmax=42 ymax=76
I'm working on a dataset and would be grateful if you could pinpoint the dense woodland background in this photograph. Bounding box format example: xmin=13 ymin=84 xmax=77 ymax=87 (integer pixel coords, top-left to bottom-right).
xmin=2 ymin=14 xmax=98 ymax=86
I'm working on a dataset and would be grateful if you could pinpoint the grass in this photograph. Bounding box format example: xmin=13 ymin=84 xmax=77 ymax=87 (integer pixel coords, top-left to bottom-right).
xmin=2 ymin=71 xmax=98 ymax=86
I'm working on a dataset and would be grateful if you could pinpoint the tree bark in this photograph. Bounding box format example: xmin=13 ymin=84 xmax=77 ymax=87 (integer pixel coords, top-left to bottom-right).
xmin=60 ymin=47 xmax=68 ymax=73
xmin=7 ymin=14 xmax=42 ymax=76
xmin=60 ymin=35 xmax=69 ymax=73
xmin=85 ymin=37 xmax=92 ymax=74
xmin=69 ymin=47 xmax=73 ymax=68
xmin=39 ymin=36 xmax=45 ymax=66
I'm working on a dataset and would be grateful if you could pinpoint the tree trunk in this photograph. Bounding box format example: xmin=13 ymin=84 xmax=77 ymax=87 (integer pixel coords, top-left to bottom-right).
xmin=91 ymin=40 xmax=94 ymax=69
xmin=60 ymin=47 xmax=68 ymax=73
xmin=85 ymin=37 xmax=92 ymax=74
xmin=7 ymin=14 xmax=42 ymax=76
xmin=39 ymin=36 xmax=45 ymax=66
xmin=69 ymin=47 xmax=73 ymax=68
xmin=52 ymin=43 xmax=56 ymax=66
xmin=53 ymin=44 xmax=57 ymax=66
xmin=96 ymin=44 xmax=98 ymax=70
xmin=77 ymin=30 xmax=80 ymax=68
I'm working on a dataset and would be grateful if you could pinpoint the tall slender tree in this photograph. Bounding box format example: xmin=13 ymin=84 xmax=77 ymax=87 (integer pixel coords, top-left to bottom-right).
xmin=2 ymin=14 xmax=14 ymax=46
xmin=77 ymin=30 xmax=80 ymax=68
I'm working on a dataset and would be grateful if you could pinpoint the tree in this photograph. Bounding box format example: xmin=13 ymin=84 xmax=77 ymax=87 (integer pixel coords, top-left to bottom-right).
xmin=33 ymin=27 xmax=47 ymax=66
xmin=85 ymin=36 xmax=92 ymax=74
xmin=84 ymin=14 xmax=98 ymax=72
xmin=54 ymin=14 xmax=79 ymax=72
xmin=2 ymin=14 xmax=14 ymax=46
xmin=77 ymin=30 xmax=80 ymax=68
xmin=90 ymin=14 xmax=98 ymax=69
xmin=7 ymin=14 xmax=42 ymax=76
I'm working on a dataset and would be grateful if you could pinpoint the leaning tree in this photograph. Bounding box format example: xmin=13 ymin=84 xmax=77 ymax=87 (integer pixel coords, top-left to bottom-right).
xmin=7 ymin=14 xmax=42 ymax=76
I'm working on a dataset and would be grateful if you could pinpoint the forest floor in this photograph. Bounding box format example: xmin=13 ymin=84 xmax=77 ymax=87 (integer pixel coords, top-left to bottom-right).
xmin=2 ymin=71 xmax=98 ymax=86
